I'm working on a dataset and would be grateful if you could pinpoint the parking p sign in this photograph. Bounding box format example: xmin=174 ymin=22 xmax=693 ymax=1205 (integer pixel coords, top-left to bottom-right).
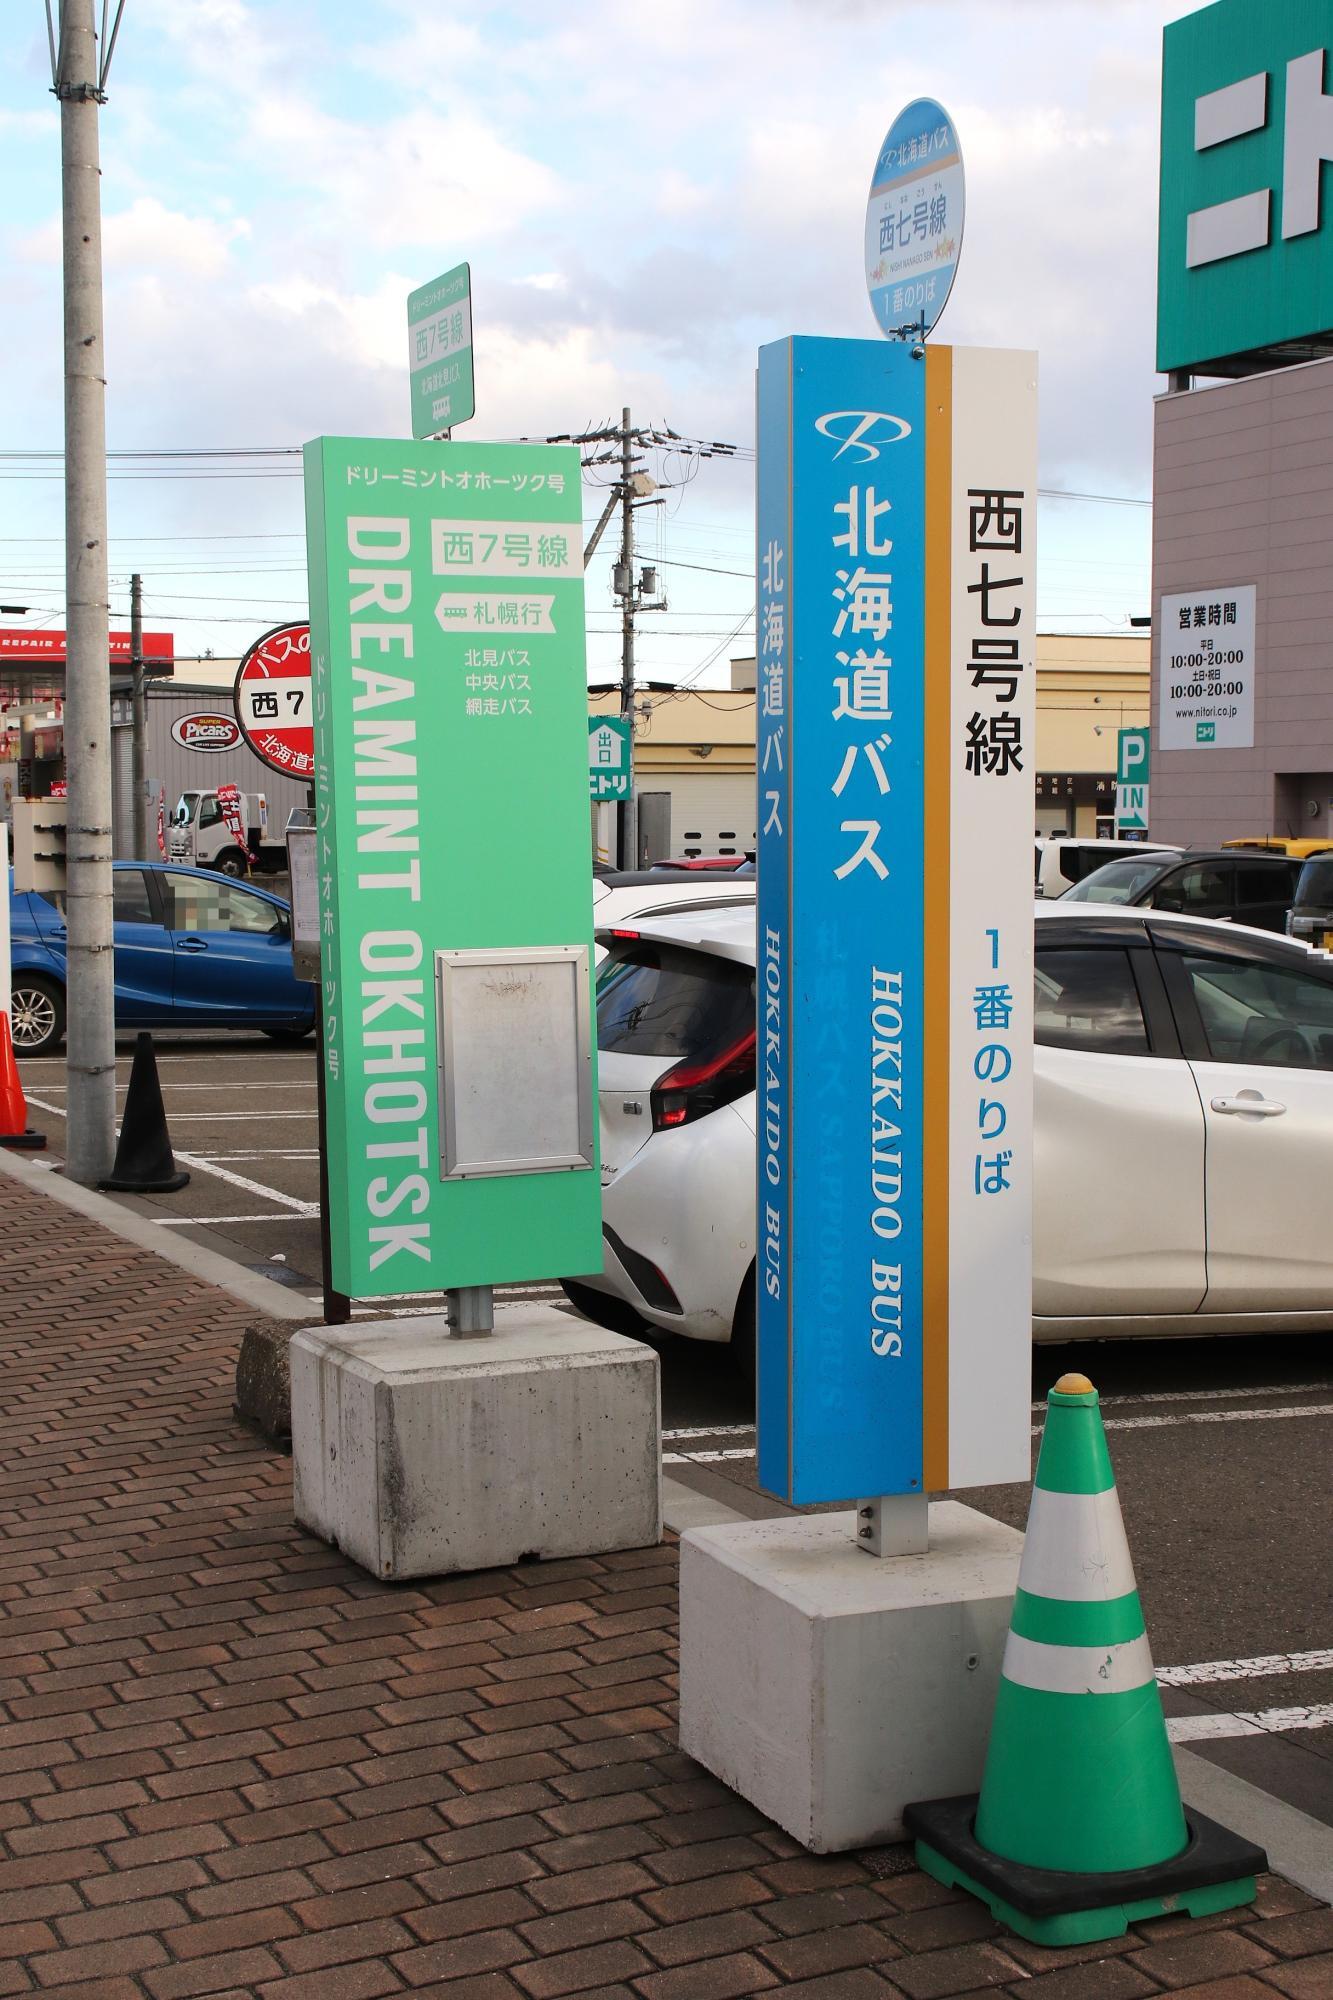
xmin=1115 ymin=727 xmax=1150 ymax=834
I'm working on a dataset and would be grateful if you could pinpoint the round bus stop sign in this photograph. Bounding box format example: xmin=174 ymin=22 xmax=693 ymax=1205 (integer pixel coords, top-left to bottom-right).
xmin=865 ymin=98 xmax=964 ymax=340
xmin=233 ymin=622 xmax=314 ymax=780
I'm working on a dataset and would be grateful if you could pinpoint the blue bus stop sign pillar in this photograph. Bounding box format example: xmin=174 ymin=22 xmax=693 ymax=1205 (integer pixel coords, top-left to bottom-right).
xmin=755 ymin=337 xmax=1036 ymax=1514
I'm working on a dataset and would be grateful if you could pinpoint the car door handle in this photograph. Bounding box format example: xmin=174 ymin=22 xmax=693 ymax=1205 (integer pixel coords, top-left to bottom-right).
xmin=177 ymin=937 xmax=209 ymax=954
xmin=1210 ymin=1093 xmax=1286 ymax=1117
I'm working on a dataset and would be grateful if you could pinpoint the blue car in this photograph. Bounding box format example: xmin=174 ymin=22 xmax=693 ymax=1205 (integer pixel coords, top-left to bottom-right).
xmin=10 ymin=860 xmax=316 ymax=1056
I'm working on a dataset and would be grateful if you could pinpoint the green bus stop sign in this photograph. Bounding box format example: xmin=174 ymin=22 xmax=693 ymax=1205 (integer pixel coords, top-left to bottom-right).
xmin=304 ymin=435 xmax=601 ymax=1299
xmin=407 ymin=263 xmax=475 ymax=439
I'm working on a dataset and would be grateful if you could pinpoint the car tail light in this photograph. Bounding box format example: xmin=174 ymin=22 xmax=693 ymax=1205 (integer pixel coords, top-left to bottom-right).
xmin=650 ymin=1027 xmax=756 ymax=1132
xmin=610 ymin=929 xmax=640 ymax=939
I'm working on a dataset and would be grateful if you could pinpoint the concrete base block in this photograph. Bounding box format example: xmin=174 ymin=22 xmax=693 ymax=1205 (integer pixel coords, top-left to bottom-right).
xmin=679 ymin=1503 xmax=1023 ymax=1852
xmin=291 ymin=1306 xmax=661 ymax=1579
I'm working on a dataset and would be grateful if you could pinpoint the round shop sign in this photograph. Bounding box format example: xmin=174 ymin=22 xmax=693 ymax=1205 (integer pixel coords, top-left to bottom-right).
xmin=232 ymin=621 xmax=314 ymax=780
xmin=865 ymin=97 xmax=964 ymax=340
xmin=171 ymin=711 xmax=241 ymax=753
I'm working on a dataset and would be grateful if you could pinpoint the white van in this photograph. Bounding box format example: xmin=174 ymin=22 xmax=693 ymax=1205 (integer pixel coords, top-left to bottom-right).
xmin=1034 ymin=836 xmax=1179 ymax=900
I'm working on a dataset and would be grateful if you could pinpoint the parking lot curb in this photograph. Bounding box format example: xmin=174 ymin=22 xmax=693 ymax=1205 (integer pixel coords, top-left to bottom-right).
xmin=0 ymin=1145 xmax=317 ymax=1322
xmin=1174 ymin=1744 xmax=1333 ymax=1907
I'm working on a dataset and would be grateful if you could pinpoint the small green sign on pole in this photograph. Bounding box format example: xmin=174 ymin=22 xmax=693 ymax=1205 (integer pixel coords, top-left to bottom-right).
xmin=408 ymin=262 xmax=475 ymax=440
xmin=1115 ymin=726 xmax=1150 ymax=834
xmin=588 ymin=717 xmax=631 ymax=800
xmin=304 ymin=435 xmax=601 ymax=1300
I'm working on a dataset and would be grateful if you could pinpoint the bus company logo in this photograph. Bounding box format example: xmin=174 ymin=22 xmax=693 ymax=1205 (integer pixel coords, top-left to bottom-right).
xmin=172 ymin=712 xmax=240 ymax=752
xmin=813 ymin=410 xmax=913 ymax=462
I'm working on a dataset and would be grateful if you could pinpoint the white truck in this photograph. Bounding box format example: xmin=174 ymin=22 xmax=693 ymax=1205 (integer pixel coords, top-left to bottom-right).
xmin=167 ymin=788 xmax=286 ymax=876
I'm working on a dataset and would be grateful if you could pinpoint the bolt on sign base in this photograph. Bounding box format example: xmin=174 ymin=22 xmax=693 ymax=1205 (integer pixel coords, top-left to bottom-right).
xmin=905 ymin=1796 xmax=1264 ymax=1947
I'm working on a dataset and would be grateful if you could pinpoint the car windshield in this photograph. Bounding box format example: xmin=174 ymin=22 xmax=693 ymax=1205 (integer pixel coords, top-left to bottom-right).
xmin=173 ymin=794 xmax=198 ymax=825
xmin=596 ymin=941 xmax=753 ymax=1061
xmin=1061 ymin=857 xmax=1168 ymax=904
xmin=1296 ymin=856 xmax=1333 ymax=907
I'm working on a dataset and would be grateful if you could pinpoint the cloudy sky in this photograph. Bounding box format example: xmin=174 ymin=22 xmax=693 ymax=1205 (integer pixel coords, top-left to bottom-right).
xmin=1 ymin=0 xmax=1191 ymax=682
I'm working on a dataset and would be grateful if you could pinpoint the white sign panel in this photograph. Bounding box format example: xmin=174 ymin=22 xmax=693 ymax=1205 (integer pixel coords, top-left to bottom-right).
xmin=1159 ymin=585 xmax=1256 ymax=749
xmin=944 ymin=346 xmax=1037 ymax=1489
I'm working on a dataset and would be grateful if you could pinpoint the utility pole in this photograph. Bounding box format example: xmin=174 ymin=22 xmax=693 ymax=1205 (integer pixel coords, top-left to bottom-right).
xmin=616 ymin=408 xmax=638 ymax=871
xmin=543 ymin=413 xmax=737 ymax=868
xmin=130 ymin=571 xmax=147 ymax=860
xmin=51 ymin=0 xmax=124 ymax=1185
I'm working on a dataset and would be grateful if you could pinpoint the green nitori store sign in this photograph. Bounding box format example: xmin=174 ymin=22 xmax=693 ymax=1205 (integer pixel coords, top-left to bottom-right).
xmin=1159 ymin=0 xmax=1333 ymax=376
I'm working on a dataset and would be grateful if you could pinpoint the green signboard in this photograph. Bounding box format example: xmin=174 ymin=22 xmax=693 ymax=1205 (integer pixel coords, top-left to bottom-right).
xmin=408 ymin=263 xmax=475 ymax=439
xmin=1159 ymin=2 xmax=1333 ymax=375
xmin=1115 ymin=726 xmax=1150 ymax=833
xmin=588 ymin=716 xmax=631 ymax=800
xmin=305 ymin=436 xmax=600 ymax=1298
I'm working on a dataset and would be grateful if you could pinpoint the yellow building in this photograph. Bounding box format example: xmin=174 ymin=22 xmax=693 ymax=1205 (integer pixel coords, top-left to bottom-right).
xmin=593 ymin=635 xmax=1148 ymax=859
xmin=1033 ymin=633 xmax=1150 ymax=835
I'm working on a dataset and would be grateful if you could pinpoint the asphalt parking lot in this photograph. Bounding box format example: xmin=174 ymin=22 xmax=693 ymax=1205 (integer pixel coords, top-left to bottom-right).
xmin=14 ymin=1030 xmax=1333 ymax=1841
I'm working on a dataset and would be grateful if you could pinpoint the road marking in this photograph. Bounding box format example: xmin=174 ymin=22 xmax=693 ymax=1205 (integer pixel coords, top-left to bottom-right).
xmin=190 ymin=1153 xmax=319 ymax=1164
xmin=1168 ymin=1704 xmax=1333 ymax=1741
xmin=662 ymin=1446 xmax=758 ymax=1464
xmin=1159 ymin=1647 xmax=1333 ymax=1687
xmin=170 ymin=1151 xmax=318 ymax=1213
xmin=1088 ymin=1382 xmax=1329 ymax=1409
xmin=159 ymin=1111 xmax=318 ymax=1122
xmin=27 ymin=1082 xmax=315 ymax=1094
xmin=1096 ymin=1404 xmax=1333 ymax=1433
xmin=663 ymin=1424 xmax=757 ymax=1441
xmin=661 ymin=1386 xmax=1333 ymax=1459
xmin=153 ymin=1213 xmax=308 ymax=1227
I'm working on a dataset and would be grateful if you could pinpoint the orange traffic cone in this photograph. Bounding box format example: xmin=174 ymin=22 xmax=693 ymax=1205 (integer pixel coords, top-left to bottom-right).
xmin=0 ymin=1010 xmax=46 ymax=1151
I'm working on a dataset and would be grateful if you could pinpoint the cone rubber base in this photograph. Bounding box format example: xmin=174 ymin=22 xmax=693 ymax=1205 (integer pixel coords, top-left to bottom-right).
xmin=99 ymin=1167 xmax=189 ymax=1193
xmin=0 ymin=1130 xmax=47 ymax=1150
xmin=905 ymin=1795 xmax=1265 ymax=1947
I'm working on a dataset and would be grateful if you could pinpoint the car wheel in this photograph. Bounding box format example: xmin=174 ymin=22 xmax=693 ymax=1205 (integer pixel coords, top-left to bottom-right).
xmin=215 ymin=849 xmax=248 ymax=878
xmin=560 ymin=1278 xmax=647 ymax=1336
xmin=10 ymin=975 xmax=65 ymax=1057
xmin=730 ymin=1267 xmax=756 ymax=1396
xmin=262 ymin=1025 xmax=315 ymax=1044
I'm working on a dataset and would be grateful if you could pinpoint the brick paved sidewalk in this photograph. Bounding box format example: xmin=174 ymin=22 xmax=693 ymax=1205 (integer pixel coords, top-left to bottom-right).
xmin=0 ymin=1161 xmax=1330 ymax=2000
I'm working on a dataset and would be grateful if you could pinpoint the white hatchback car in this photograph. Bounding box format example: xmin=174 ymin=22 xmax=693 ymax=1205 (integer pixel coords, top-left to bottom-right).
xmin=564 ymin=900 xmax=1333 ymax=1365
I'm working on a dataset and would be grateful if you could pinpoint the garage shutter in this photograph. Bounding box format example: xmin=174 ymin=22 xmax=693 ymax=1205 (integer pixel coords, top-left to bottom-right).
xmin=647 ymin=772 xmax=756 ymax=858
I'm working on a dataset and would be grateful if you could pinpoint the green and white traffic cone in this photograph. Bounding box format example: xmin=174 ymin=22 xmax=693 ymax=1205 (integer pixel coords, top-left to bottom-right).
xmin=904 ymin=1373 xmax=1266 ymax=1947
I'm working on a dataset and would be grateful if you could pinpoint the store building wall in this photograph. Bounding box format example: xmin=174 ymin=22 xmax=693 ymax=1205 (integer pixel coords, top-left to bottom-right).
xmin=1150 ymin=357 xmax=1333 ymax=847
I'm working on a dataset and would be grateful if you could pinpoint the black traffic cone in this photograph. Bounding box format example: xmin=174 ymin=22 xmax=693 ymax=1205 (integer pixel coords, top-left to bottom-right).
xmin=99 ymin=1033 xmax=189 ymax=1193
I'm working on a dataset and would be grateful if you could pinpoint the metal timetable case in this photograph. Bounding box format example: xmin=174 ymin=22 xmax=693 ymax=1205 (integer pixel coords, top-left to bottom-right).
xmin=434 ymin=945 xmax=593 ymax=1180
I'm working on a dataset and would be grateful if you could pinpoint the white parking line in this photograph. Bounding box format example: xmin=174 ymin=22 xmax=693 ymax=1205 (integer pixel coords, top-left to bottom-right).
xmin=1159 ymin=1648 xmax=1333 ymax=1687
xmin=27 ymin=1082 xmax=315 ymax=1094
xmin=23 ymin=1094 xmax=319 ymax=1216
xmin=1090 ymin=1382 xmax=1328 ymax=1409
xmin=663 ymin=1424 xmax=756 ymax=1442
xmin=1098 ymin=1404 xmax=1333 ymax=1433
xmin=662 ymin=1446 xmax=758 ymax=1464
xmin=172 ymin=1152 xmax=318 ymax=1213
xmin=160 ymin=1111 xmax=318 ymax=1122
xmin=153 ymin=1213 xmax=308 ymax=1227
xmin=661 ymin=1383 xmax=1333 ymax=1459
xmin=1168 ymin=1704 xmax=1333 ymax=1741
